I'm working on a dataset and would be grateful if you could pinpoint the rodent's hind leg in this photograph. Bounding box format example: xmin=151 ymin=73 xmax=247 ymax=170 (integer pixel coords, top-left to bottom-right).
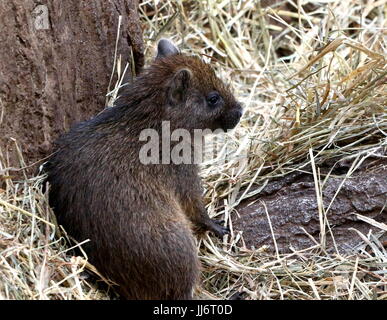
xmin=113 ymin=219 xmax=200 ymax=300
xmin=229 ymin=291 xmax=246 ymax=300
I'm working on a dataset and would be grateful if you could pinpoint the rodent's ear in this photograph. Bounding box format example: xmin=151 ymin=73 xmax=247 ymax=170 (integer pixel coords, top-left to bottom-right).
xmin=168 ymin=68 xmax=192 ymax=104
xmin=156 ymin=38 xmax=180 ymax=59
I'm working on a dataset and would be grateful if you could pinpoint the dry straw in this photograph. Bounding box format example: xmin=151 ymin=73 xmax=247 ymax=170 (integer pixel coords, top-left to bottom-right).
xmin=1 ymin=0 xmax=386 ymax=299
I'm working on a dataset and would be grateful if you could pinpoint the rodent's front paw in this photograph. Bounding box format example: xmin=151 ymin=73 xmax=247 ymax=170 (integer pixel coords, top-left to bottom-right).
xmin=206 ymin=219 xmax=230 ymax=238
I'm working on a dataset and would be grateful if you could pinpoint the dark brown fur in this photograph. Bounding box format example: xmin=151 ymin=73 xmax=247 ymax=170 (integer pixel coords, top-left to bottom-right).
xmin=45 ymin=40 xmax=242 ymax=299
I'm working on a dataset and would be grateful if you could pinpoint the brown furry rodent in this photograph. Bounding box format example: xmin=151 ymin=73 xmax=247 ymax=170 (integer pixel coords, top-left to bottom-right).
xmin=45 ymin=39 xmax=242 ymax=299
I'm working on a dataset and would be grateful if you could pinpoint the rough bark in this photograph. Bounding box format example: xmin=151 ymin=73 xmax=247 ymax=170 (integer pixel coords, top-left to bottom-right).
xmin=0 ymin=1 xmax=144 ymax=173
xmin=233 ymin=156 xmax=387 ymax=253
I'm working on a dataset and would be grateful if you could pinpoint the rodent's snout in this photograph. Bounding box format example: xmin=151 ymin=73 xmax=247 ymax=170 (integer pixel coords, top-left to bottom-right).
xmin=219 ymin=103 xmax=243 ymax=130
xmin=234 ymin=103 xmax=243 ymax=119
xmin=231 ymin=103 xmax=243 ymax=123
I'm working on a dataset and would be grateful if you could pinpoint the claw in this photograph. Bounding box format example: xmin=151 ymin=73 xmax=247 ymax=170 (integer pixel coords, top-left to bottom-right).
xmin=206 ymin=219 xmax=230 ymax=238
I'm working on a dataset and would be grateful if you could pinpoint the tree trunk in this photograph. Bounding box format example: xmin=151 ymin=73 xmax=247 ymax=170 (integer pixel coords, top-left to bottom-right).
xmin=0 ymin=1 xmax=144 ymax=173
xmin=233 ymin=156 xmax=387 ymax=253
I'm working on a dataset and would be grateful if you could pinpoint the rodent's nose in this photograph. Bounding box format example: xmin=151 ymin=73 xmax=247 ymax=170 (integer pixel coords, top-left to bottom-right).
xmin=219 ymin=104 xmax=243 ymax=130
xmin=235 ymin=104 xmax=243 ymax=118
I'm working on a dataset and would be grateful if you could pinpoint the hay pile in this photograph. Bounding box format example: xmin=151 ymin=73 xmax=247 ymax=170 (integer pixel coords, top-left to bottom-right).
xmin=1 ymin=0 xmax=386 ymax=299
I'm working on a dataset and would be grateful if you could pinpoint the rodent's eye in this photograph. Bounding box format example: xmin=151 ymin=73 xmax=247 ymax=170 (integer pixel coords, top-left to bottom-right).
xmin=207 ymin=92 xmax=221 ymax=107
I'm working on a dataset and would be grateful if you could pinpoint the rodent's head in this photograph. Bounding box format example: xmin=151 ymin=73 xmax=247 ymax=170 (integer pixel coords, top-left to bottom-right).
xmin=148 ymin=39 xmax=243 ymax=132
